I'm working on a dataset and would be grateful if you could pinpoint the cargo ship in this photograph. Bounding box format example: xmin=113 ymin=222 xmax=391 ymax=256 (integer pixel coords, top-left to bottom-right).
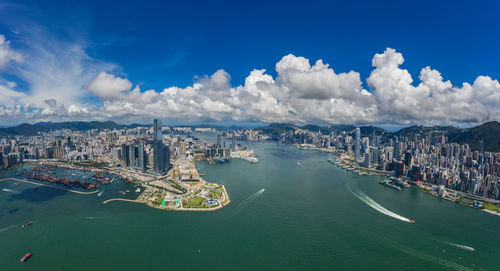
xmin=22 ymin=221 xmax=33 ymax=228
xmin=20 ymin=253 xmax=32 ymax=262
xmin=378 ymin=180 xmax=401 ymax=191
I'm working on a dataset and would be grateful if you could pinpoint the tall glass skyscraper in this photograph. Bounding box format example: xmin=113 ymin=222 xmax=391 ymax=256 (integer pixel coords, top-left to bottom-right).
xmin=153 ymin=119 xmax=169 ymax=174
xmin=355 ymin=127 xmax=360 ymax=162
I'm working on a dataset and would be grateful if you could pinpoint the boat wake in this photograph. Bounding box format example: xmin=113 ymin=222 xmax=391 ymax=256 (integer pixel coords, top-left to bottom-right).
xmin=296 ymin=162 xmax=302 ymax=166
xmin=347 ymin=183 xmax=414 ymax=223
xmin=237 ymin=188 xmax=265 ymax=211
xmin=0 ymin=224 xmax=18 ymax=233
xmin=397 ymin=245 xmax=474 ymax=271
xmin=2 ymin=188 xmax=19 ymax=193
xmin=443 ymin=242 xmax=475 ymax=252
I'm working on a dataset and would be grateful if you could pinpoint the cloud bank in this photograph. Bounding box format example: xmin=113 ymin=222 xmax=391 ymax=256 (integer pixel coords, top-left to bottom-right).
xmin=0 ymin=33 xmax=499 ymax=126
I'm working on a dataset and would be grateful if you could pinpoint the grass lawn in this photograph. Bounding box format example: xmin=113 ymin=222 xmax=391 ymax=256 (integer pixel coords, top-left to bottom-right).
xmin=151 ymin=191 xmax=166 ymax=206
xmin=483 ymin=203 xmax=500 ymax=212
xmin=209 ymin=189 xmax=223 ymax=199
xmin=182 ymin=196 xmax=207 ymax=208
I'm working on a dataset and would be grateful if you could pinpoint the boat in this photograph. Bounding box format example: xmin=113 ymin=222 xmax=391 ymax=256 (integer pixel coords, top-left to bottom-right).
xmin=33 ymin=187 xmax=39 ymax=190
xmin=389 ymin=177 xmax=410 ymax=188
xmin=409 ymin=219 xmax=415 ymax=223
xmin=456 ymin=244 xmax=474 ymax=251
xmin=20 ymin=253 xmax=32 ymax=262
xmin=22 ymin=221 xmax=33 ymax=228
xmin=378 ymin=180 xmax=402 ymax=191
xmin=135 ymin=188 xmax=141 ymax=193
xmin=13 ymin=183 xmax=20 ymax=186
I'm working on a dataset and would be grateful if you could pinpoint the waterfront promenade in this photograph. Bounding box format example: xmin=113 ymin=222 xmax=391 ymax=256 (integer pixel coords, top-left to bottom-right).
xmin=102 ymin=184 xmax=231 ymax=212
xmin=0 ymin=178 xmax=99 ymax=195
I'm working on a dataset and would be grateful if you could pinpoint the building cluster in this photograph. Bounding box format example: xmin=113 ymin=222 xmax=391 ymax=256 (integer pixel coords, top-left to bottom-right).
xmin=251 ymin=127 xmax=500 ymax=200
xmin=0 ymin=120 xmax=256 ymax=177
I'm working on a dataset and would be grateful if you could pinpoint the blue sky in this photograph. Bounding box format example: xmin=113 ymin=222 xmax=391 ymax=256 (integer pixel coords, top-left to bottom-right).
xmin=0 ymin=0 xmax=499 ymax=126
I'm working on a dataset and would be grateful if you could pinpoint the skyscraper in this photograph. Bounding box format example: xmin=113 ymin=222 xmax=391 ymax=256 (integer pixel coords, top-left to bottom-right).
xmin=129 ymin=143 xmax=138 ymax=167
xmin=138 ymin=142 xmax=146 ymax=171
xmin=153 ymin=119 xmax=163 ymax=173
xmin=232 ymin=134 xmax=236 ymax=151
xmin=121 ymin=144 xmax=130 ymax=167
xmin=153 ymin=119 xmax=162 ymax=141
xmin=355 ymin=128 xmax=360 ymax=162
xmin=393 ymin=138 xmax=401 ymax=161
xmin=217 ymin=134 xmax=222 ymax=148
xmin=153 ymin=119 xmax=169 ymax=174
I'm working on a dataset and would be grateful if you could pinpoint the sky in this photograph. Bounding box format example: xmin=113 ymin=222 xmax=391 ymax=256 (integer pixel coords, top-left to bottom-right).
xmin=0 ymin=0 xmax=499 ymax=127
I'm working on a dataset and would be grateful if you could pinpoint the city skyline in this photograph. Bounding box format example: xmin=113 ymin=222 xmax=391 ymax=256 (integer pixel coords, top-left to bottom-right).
xmin=2 ymin=1 xmax=500 ymax=269
xmin=0 ymin=1 xmax=499 ymax=127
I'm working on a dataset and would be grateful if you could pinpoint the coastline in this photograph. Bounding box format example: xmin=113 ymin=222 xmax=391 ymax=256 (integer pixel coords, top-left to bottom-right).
xmin=103 ymin=184 xmax=231 ymax=212
xmin=295 ymin=144 xmax=500 ymax=218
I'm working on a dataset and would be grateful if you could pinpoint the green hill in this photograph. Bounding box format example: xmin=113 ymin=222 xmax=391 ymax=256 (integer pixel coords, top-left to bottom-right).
xmin=447 ymin=121 xmax=500 ymax=152
xmin=0 ymin=121 xmax=124 ymax=136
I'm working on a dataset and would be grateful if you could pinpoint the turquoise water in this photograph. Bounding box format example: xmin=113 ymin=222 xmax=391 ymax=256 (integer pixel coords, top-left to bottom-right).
xmin=1 ymin=141 xmax=499 ymax=270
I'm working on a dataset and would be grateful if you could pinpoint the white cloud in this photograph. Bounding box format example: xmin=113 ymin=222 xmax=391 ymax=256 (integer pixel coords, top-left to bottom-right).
xmin=367 ymin=48 xmax=500 ymax=124
xmin=0 ymin=84 xmax=25 ymax=105
xmin=0 ymin=42 xmax=499 ymax=126
xmin=85 ymin=72 xmax=132 ymax=99
xmin=0 ymin=34 xmax=22 ymax=70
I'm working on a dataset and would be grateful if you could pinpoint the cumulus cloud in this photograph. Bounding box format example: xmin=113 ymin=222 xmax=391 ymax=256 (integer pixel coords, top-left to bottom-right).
xmin=0 ymin=41 xmax=499 ymax=126
xmin=85 ymin=72 xmax=132 ymax=99
xmin=367 ymin=48 xmax=500 ymax=124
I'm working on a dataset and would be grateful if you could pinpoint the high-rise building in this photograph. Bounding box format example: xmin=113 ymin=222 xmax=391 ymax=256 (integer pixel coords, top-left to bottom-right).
xmin=363 ymin=152 xmax=371 ymax=168
xmin=129 ymin=143 xmax=138 ymax=168
xmin=180 ymin=141 xmax=187 ymax=155
xmin=217 ymin=134 xmax=222 ymax=148
xmin=138 ymin=142 xmax=146 ymax=171
xmin=153 ymin=119 xmax=169 ymax=174
xmin=355 ymin=128 xmax=360 ymax=162
xmin=121 ymin=144 xmax=130 ymax=167
xmin=393 ymin=138 xmax=401 ymax=161
xmin=479 ymin=140 xmax=484 ymax=154
xmin=232 ymin=134 xmax=236 ymax=151
xmin=153 ymin=119 xmax=162 ymax=141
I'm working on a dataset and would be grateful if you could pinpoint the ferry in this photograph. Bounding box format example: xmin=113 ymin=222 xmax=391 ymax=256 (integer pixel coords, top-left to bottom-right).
xmin=378 ymin=180 xmax=402 ymax=191
xmin=389 ymin=177 xmax=411 ymax=188
xmin=20 ymin=253 xmax=32 ymax=262
xmin=456 ymin=244 xmax=475 ymax=251
xmin=22 ymin=221 xmax=33 ymax=228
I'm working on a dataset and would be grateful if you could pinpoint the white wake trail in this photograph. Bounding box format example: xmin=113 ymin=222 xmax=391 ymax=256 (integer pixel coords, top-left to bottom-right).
xmin=237 ymin=188 xmax=265 ymax=210
xmin=348 ymin=183 xmax=413 ymax=223
xmin=0 ymin=224 xmax=18 ymax=233
xmin=2 ymin=188 xmax=19 ymax=193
